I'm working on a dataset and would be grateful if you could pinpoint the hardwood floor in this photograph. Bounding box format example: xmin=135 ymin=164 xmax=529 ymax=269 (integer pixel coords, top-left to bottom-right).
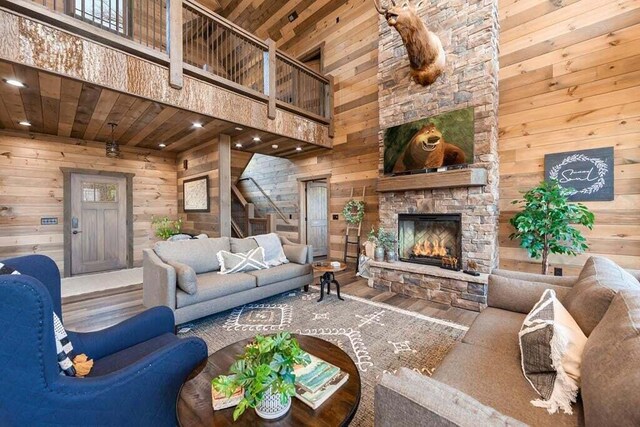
xmin=62 ymin=267 xmax=477 ymax=333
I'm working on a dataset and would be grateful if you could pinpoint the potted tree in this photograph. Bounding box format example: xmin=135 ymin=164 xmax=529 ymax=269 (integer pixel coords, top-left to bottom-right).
xmin=509 ymin=180 xmax=595 ymax=274
xmin=212 ymin=332 xmax=311 ymax=421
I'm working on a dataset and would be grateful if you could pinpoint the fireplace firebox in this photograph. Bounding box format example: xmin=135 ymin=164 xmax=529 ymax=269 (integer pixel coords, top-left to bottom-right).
xmin=398 ymin=213 xmax=462 ymax=268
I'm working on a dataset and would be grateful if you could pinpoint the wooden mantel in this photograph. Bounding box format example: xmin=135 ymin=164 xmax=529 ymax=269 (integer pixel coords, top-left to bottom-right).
xmin=377 ymin=168 xmax=487 ymax=193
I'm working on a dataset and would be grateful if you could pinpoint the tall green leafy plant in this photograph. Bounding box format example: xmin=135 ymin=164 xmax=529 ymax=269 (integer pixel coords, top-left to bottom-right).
xmin=212 ymin=332 xmax=311 ymax=421
xmin=509 ymin=180 xmax=595 ymax=274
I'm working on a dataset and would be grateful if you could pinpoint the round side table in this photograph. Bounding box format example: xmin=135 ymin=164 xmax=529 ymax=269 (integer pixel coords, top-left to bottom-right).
xmin=312 ymin=261 xmax=347 ymax=302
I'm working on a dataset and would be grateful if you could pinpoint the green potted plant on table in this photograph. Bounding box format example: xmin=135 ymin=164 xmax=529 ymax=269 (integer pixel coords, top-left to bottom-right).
xmin=509 ymin=180 xmax=595 ymax=274
xmin=212 ymin=332 xmax=311 ymax=421
xmin=151 ymin=216 xmax=183 ymax=240
xmin=368 ymin=227 xmax=396 ymax=263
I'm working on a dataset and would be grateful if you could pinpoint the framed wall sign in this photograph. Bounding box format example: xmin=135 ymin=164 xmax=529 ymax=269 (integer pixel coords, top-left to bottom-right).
xmin=544 ymin=147 xmax=614 ymax=202
xmin=183 ymin=176 xmax=210 ymax=212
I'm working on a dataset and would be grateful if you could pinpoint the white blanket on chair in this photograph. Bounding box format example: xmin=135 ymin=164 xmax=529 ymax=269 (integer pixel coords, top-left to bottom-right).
xmin=253 ymin=233 xmax=289 ymax=267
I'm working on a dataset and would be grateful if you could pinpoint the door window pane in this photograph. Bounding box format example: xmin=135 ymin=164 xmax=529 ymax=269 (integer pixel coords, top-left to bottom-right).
xmin=82 ymin=182 xmax=118 ymax=202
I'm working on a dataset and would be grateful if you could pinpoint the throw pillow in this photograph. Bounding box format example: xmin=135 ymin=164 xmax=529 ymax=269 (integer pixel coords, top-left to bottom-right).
xmin=0 ymin=263 xmax=77 ymax=376
xmin=167 ymin=260 xmax=197 ymax=295
xmin=283 ymin=244 xmax=308 ymax=265
xmin=253 ymin=233 xmax=289 ymax=267
xmin=519 ymin=289 xmax=587 ymax=415
xmin=217 ymin=247 xmax=268 ymax=274
xmin=563 ymin=256 xmax=640 ymax=336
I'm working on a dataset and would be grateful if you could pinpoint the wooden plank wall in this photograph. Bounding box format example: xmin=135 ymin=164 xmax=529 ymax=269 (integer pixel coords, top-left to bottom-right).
xmin=498 ymin=0 xmax=640 ymax=275
xmin=177 ymin=138 xmax=220 ymax=237
xmin=0 ymin=131 xmax=178 ymax=273
xmin=233 ymin=0 xmax=380 ymax=258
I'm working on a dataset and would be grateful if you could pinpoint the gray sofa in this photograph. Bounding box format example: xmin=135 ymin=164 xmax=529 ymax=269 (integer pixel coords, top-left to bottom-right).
xmin=143 ymin=235 xmax=313 ymax=324
xmin=375 ymin=257 xmax=640 ymax=427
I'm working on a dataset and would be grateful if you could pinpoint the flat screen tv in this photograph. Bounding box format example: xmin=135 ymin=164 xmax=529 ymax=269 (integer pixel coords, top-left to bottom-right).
xmin=383 ymin=107 xmax=474 ymax=176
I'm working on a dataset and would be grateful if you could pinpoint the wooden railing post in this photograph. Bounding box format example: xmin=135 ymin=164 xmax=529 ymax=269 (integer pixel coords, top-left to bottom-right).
xmin=168 ymin=0 xmax=183 ymax=89
xmin=266 ymin=214 xmax=277 ymax=234
xmin=245 ymin=203 xmax=255 ymax=236
xmin=326 ymin=74 xmax=335 ymax=138
xmin=264 ymin=38 xmax=277 ymax=120
xmin=219 ymin=134 xmax=231 ymax=237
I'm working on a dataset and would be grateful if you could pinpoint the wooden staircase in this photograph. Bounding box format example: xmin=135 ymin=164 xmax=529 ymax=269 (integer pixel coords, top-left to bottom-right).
xmin=231 ymin=181 xmax=292 ymax=238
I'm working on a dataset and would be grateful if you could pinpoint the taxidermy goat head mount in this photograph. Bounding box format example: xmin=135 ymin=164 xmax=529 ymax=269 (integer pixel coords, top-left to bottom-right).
xmin=374 ymin=0 xmax=445 ymax=86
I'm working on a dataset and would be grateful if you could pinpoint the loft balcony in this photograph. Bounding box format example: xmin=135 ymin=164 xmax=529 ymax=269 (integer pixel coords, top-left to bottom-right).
xmin=0 ymin=0 xmax=334 ymax=156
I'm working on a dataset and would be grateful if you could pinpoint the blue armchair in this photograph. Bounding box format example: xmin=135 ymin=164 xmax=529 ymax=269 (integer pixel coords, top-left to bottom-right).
xmin=0 ymin=255 xmax=208 ymax=426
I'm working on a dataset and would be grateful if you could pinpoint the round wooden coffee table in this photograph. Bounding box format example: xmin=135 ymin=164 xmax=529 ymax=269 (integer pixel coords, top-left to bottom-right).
xmin=312 ymin=261 xmax=347 ymax=302
xmin=176 ymin=334 xmax=361 ymax=426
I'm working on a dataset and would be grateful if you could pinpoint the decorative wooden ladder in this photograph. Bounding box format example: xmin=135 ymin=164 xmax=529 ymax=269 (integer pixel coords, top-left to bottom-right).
xmin=343 ymin=186 xmax=366 ymax=270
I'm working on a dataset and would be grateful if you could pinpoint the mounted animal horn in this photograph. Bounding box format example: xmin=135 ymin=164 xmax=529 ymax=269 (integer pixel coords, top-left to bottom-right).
xmin=373 ymin=0 xmax=445 ymax=86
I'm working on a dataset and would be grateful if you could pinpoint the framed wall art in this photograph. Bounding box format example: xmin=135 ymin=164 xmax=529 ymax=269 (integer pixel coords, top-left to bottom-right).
xmin=183 ymin=176 xmax=210 ymax=212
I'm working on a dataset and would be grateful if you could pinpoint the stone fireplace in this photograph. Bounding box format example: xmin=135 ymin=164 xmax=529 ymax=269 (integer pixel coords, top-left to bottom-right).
xmin=398 ymin=213 xmax=461 ymax=268
xmin=369 ymin=0 xmax=500 ymax=312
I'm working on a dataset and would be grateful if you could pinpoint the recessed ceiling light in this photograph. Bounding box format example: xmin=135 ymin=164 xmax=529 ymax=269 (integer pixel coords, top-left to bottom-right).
xmin=272 ymin=144 xmax=279 ymax=149
xmin=158 ymin=143 xmax=166 ymax=148
xmin=253 ymin=136 xmax=261 ymax=142
xmin=193 ymin=122 xmax=203 ymax=128
xmin=288 ymin=11 xmax=298 ymax=22
xmin=235 ymin=127 xmax=243 ymax=131
xmin=235 ymin=143 xmax=243 ymax=148
xmin=4 ymin=79 xmax=26 ymax=88
xmin=296 ymin=146 xmax=303 ymax=151
xmin=18 ymin=121 xmax=31 ymax=126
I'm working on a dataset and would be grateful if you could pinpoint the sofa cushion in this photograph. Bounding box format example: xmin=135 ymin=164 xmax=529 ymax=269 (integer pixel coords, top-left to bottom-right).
xmin=176 ymin=272 xmax=256 ymax=308
xmin=376 ymin=368 xmax=527 ymax=427
xmin=491 ymin=269 xmax=576 ymax=287
xmin=488 ymin=274 xmax=572 ymax=314
xmin=248 ymin=263 xmax=312 ymax=287
xmin=283 ymin=244 xmax=308 ymax=265
xmin=563 ymin=256 xmax=639 ymax=336
xmin=154 ymin=237 xmax=230 ymax=274
xmin=89 ymin=333 xmax=179 ymax=377
xmin=433 ymin=343 xmax=582 ymax=427
xmin=166 ymin=261 xmax=197 ymax=295
xmin=230 ymin=237 xmax=259 ymax=254
xmin=462 ymin=307 xmax=525 ymax=358
xmin=581 ymin=290 xmax=640 ymax=427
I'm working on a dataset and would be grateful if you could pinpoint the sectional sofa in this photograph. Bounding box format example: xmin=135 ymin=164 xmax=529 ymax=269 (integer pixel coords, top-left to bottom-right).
xmin=143 ymin=235 xmax=313 ymax=324
xmin=375 ymin=257 xmax=640 ymax=426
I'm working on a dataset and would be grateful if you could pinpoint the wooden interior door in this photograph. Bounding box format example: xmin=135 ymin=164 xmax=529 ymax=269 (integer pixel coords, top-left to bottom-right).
xmin=70 ymin=173 xmax=127 ymax=275
xmin=306 ymin=180 xmax=328 ymax=257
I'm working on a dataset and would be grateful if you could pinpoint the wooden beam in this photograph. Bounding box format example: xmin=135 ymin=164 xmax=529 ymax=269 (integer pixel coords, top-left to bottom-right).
xmin=218 ymin=133 xmax=231 ymax=237
xmin=266 ymin=38 xmax=277 ymax=120
xmin=169 ymin=0 xmax=184 ymax=89
xmin=377 ymin=169 xmax=488 ymax=193
xmin=326 ymin=74 xmax=334 ymax=138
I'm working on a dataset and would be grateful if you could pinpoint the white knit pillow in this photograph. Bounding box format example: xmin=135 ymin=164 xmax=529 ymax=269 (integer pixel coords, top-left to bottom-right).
xmin=519 ymin=289 xmax=587 ymax=414
xmin=217 ymin=247 xmax=268 ymax=274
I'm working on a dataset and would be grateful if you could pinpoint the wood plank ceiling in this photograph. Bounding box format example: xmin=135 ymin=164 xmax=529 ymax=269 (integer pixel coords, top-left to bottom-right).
xmin=0 ymin=60 xmax=329 ymax=158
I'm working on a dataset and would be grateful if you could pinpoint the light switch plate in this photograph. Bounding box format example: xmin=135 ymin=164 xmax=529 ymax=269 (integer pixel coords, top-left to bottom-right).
xmin=41 ymin=217 xmax=58 ymax=225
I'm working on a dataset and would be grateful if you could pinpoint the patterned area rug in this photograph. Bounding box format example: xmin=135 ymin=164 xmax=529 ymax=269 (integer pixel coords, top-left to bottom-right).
xmin=181 ymin=288 xmax=468 ymax=426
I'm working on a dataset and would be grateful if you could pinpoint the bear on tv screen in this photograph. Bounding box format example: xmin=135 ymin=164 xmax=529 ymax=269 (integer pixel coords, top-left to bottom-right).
xmin=383 ymin=107 xmax=474 ymax=175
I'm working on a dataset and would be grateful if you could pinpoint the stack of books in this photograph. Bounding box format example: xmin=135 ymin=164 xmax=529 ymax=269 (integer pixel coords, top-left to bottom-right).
xmin=294 ymin=354 xmax=349 ymax=409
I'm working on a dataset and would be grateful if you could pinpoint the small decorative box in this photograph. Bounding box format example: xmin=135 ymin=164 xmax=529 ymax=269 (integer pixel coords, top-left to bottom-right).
xmin=212 ymin=384 xmax=243 ymax=411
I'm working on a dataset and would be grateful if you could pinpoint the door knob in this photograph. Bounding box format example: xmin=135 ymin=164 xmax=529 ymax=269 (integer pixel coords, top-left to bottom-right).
xmin=72 ymin=230 xmax=82 ymax=235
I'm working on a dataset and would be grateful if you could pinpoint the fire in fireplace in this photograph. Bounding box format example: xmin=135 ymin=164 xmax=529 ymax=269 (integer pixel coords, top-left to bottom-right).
xmin=398 ymin=213 xmax=462 ymax=268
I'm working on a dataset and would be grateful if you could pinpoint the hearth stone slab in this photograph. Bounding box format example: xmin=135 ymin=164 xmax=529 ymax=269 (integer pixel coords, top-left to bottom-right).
xmin=367 ymin=261 xmax=488 ymax=312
